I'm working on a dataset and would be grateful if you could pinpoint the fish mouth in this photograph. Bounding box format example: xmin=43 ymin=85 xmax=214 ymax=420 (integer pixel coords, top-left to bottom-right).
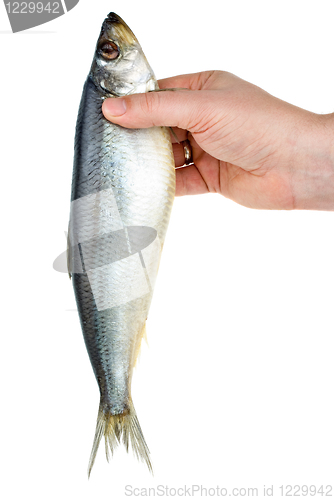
xmin=106 ymin=12 xmax=123 ymax=24
xmin=99 ymin=12 xmax=138 ymax=47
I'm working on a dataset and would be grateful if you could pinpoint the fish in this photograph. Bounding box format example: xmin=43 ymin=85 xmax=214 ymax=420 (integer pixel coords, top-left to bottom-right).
xmin=67 ymin=12 xmax=175 ymax=476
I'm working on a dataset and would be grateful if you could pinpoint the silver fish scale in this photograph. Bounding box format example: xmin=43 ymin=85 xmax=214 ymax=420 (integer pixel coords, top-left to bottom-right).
xmin=70 ymin=76 xmax=175 ymax=415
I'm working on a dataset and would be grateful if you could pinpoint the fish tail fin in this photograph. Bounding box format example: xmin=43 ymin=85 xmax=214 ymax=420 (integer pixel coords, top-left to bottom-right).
xmin=88 ymin=399 xmax=153 ymax=477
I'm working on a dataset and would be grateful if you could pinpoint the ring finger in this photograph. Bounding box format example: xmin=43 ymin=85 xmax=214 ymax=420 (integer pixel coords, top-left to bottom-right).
xmin=173 ymin=139 xmax=195 ymax=168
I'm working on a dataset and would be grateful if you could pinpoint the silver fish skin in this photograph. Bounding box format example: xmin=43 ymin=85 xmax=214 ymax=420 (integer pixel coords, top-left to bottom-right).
xmin=68 ymin=13 xmax=175 ymax=476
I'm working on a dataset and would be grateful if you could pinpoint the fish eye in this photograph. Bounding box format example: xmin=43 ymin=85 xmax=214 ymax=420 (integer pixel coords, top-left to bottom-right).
xmin=99 ymin=41 xmax=119 ymax=60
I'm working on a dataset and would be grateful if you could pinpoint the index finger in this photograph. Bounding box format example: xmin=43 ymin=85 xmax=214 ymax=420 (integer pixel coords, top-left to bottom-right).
xmin=157 ymin=71 xmax=216 ymax=91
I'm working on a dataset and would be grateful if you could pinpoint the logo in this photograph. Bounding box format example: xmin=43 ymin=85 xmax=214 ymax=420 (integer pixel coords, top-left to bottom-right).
xmin=3 ymin=0 xmax=79 ymax=33
xmin=53 ymin=188 xmax=162 ymax=310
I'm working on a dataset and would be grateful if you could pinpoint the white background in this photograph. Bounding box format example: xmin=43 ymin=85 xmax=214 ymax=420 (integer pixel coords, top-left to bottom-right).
xmin=1 ymin=0 xmax=333 ymax=498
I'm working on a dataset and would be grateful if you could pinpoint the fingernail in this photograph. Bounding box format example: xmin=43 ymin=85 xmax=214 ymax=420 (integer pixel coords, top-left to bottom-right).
xmin=103 ymin=98 xmax=127 ymax=117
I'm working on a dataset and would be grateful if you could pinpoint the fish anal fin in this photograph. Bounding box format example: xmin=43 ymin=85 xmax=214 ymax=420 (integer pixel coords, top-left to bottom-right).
xmin=66 ymin=228 xmax=72 ymax=279
xmin=132 ymin=322 xmax=148 ymax=368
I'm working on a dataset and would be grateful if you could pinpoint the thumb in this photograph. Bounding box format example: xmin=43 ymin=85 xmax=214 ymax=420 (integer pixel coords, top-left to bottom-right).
xmin=102 ymin=89 xmax=207 ymax=130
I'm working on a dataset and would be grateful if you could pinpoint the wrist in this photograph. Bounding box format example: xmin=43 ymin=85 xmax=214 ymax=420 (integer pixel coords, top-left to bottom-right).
xmin=291 ymin=112 xmax=334 ymax=210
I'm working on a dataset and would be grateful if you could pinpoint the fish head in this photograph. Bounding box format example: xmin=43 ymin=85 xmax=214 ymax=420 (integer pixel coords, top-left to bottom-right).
xmin=90 ymin=12 xmax=158 ymax=97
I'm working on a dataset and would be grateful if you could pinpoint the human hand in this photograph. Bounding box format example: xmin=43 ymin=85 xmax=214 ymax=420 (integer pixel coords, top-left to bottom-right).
xmin=102 ymin=71 xmax=334 ymax=210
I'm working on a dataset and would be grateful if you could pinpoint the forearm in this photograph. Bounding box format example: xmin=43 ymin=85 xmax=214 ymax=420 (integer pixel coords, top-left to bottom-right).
xmin=290 ymin=112 xmax=334 ymax=210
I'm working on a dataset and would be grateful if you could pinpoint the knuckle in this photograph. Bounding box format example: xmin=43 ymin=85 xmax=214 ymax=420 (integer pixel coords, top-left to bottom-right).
xmin=141 ymin=92 xmax=158 ymax=118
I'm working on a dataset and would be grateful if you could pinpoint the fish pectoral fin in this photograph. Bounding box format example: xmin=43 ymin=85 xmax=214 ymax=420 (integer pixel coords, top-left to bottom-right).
xmin=148 ymin=87 xmax=188 ymax=92
xmin=169 ymin=127 xmax=180 ymax=144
